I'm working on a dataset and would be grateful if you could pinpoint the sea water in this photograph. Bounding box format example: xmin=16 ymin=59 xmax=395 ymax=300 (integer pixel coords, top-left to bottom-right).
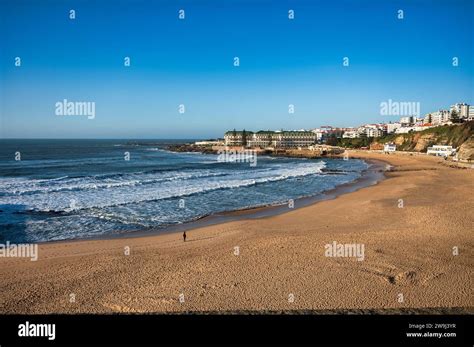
xmin=0 ymin=139 xmax=368 ymax=242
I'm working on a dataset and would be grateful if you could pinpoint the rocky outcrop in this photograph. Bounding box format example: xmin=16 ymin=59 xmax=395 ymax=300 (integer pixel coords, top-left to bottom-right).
xmin=369 ymin=143 xmax=383 ymax=150
xmin=167 ymin=144 xmax=217 ymax=154
xmin=273 ymin=147 xmax=345 ymax=158
xmin=457 ymin=135 xmax=474 ymax=161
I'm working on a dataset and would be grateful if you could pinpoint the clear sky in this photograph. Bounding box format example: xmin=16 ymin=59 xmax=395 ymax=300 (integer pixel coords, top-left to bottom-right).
xmin=0 ymin=0 xmax=473 ymax=139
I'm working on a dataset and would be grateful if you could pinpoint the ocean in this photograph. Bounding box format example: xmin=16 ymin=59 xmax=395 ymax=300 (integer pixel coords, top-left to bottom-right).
xmin=0 ymin=139 xmax=368 ymax=243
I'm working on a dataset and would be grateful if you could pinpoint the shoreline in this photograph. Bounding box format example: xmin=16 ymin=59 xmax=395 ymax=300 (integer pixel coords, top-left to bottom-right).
xmin=34 ymin=157 xmax=386 ymax=245
xmin=1 ymin=151 xmax=472 ymax=314
xmin=85 ymin=158 xmax=387 ymax=243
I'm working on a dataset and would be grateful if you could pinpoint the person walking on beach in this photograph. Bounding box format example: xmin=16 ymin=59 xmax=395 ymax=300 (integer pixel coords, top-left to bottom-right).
xmin=183 ymin=231 xmax=186 ymax=242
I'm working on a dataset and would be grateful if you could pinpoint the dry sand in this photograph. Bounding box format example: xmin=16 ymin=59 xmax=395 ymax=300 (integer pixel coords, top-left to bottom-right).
xmin=1 ymin=151 xmax=473 ymax=314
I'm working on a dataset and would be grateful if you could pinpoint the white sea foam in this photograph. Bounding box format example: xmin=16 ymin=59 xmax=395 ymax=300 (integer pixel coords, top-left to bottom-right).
xmin=0 ymin=161 xmax=326 ymax=213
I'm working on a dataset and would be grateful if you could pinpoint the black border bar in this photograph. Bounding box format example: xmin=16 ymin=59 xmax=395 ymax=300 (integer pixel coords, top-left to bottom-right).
xmin=0 ymin=314 xmax=472 ymax=346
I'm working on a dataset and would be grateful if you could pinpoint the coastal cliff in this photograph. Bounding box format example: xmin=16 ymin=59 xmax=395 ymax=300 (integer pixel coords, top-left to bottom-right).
xmin=457 ymin=136 xmax=474 ymax=161
xmin=167 ymin=122 xmax=474 ymax=161
xmin=369 ymin=121 xmax=474 ymax=160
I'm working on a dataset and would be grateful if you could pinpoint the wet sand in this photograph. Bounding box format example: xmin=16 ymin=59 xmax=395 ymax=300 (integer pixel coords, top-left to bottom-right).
xmin=103 ymin=158 xmax=386 ymax=241
xmin=0 ymin=151 xmax=473 ymax=314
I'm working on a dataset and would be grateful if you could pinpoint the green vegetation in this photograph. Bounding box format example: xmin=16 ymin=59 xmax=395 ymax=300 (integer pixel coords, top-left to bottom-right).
xmin=336 ymin=137 xmax=374 ymax=148
xmin=450 ymin=110 xmax=461 ymax=124
xmin=242 ymin=129 xmax=248 ymax=146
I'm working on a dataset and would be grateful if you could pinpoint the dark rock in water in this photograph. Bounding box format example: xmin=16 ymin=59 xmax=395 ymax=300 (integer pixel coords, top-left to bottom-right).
xmin=167 ymin=144 xmax=217 ymax=154
xmin=125 ymin=141 xmax=165 ymax=147
xmin=320 ymin=168 xmax=355 ymax=175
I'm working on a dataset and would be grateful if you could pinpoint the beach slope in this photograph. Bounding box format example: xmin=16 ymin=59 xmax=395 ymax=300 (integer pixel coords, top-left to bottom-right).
xmin=0 ymin=152 xmax=473 ymax=313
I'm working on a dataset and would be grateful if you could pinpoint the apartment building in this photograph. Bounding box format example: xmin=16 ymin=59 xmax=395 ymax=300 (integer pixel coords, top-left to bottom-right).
xmin=224 ymin=130 xmax=254 ymax=146
xmin=386 ymin=122 xmax=402 ymax=134
xmin=342 ymin=129 xmax=360 ymax=138
xmin=431 ymin=110 xmax=451 ymax=125
xmin=225 ymin=130 xmax=316 ymax=148
xmin=450 ymin=103 xmax=469 ymax=118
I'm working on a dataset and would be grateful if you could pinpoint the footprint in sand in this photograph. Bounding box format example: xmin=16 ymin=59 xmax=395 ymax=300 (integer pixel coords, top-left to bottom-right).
xmin=102 ymin=303 xmax=141 ymax=313
xmin=386 ymin=271 xmax=418 ymax=285
xmin=420 ymin=272 xmax=446 ymax=285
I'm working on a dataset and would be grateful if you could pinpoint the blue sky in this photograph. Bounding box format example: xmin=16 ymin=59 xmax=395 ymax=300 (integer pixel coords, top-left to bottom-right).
xmin=0 ymin=0 xmax=473 ymax=139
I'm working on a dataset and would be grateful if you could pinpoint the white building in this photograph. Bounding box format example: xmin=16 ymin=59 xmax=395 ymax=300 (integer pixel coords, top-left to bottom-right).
xmin=342 ymin=130 xmax=360 ymax=138
xmin=366 ymin=127 xmax=384 ymax=138
xmin=384 ymin=143 xmax=396 ymax=152
xmin=224 ymin=130 xmax=253 ymax=146
xmin=423 ymin=113 xmax=434 ymax=124
xmin=468 ymin=107 xmax=474 ymax=121
xmin=400 ymin=116 xmax=414 ymax=126
xmin=395 ymin=126 xmax=414 ymax=134
xmin=395 ymin=125 xmax=434 ymax=134
xmin=311 ymin=128 xmax=327 ymax=142
xmin=386 ymin=122 xmax=401 ymax=134
xmin=431 ymin=110 xmax=452 ymax=125
xmin=195 ymin=140 xmax=224 ymax=146
xmin=413 ymin=117 xmax=425 ymax=126
xmin=248 ymin=131 xmax=274 ymax=148
xmin=360 ymin=125 xmax=384 ymax=138
xmin=226 ymin=130 xmax=316 ymax=148
xmin=450 ymin=103 xmax=469 ymax=119
xmin=277 ymin=131 xmax=317 ymax=148
xmin=427 ymin=145 xmax=456 ymax=157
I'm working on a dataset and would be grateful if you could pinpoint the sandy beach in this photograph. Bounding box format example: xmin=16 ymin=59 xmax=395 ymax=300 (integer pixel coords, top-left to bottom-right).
xmin=1 ymin=151 xmax=473 ymax=314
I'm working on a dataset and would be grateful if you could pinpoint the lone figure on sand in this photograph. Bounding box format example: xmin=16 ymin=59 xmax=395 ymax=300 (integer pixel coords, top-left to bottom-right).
xmin=183 ymin=231 xmax=186 ymax=242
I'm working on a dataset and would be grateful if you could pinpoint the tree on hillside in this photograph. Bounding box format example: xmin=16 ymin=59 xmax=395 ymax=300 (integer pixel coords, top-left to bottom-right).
xmin=450 ymin=110 xmax=461 ymax=123
xmin=242 ymin=129 xmax=248 ymax=147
